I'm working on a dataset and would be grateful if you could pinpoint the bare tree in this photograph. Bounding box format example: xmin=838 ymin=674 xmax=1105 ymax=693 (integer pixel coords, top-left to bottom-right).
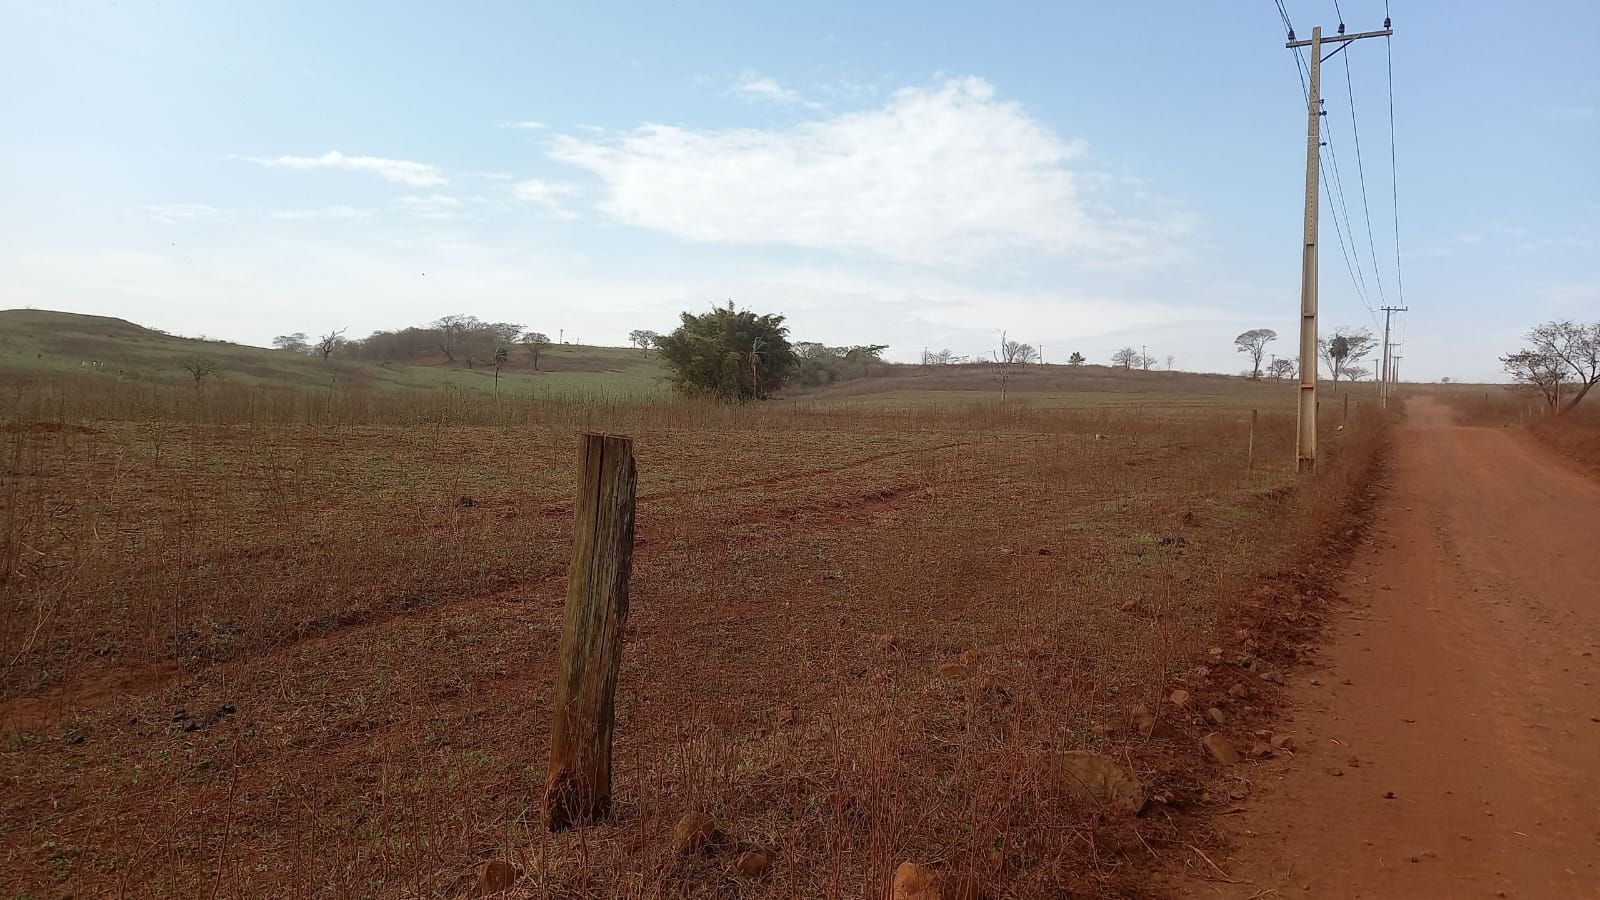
xmin=1234 ymin=328 xmax=1278 ymax=379
xmin=1137 ymin=352 xmax=1156 ymax=371
xmin=921 ymin=348 xmax=957 ymax=365
xmin=521 ymin=331 xmax=551 ymax=371
xmin=1111 ymin=346 xmax=1139 ymax=369
xmin=182 ymin=357 xmax=215 ymax=387
xmin=1318 ymin=327 xmax=1376 ymax=385
xmin=432 ymin=314 xmax=482 ymax=363
xmin=1266 ymin=357 xmax=1297 ymax=381
xmin=272 ymin=332 xmax=310 ymax=353
xmin=1502 ymin=349 xmax=1568 ymax=412
xmin=1165 ymin=354 xmax=1176 ymax=371
xmin=1521 ymin=320 xmax=1600 ymax=412
xmin=998 ymin=332 xmax=1039 ymax=364
xmin=316 ymin=328 xmax=347 ymax=361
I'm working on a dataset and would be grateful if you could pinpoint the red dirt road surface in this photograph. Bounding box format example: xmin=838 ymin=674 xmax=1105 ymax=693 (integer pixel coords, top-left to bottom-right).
xmin=1183 ymin=396 xmax=1600 ymax=898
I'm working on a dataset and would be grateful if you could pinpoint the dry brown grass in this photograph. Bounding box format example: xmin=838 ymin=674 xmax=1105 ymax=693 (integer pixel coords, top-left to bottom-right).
xmin=0 ymin=374 xmax=1385 ymax=897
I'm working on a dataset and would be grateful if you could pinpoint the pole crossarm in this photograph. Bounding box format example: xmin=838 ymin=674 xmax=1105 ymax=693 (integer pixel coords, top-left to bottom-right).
xmin=1287 ymin=28 xmax=1391 ymax=48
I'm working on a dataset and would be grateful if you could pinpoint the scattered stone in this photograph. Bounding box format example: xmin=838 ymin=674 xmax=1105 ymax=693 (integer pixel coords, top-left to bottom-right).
xmin=1326 ymin=767 xmax=1345 ymax=777
xmin=1208 ymin=647 xmax=1224 ymax=658
xmin=1263 ymin=670 xmax=1286 ymax=685
xmin=1347 ymin=756 xmax=1362 ymax=768
xmin=1043 ymin=750 xmax=1146 ymax=815
xmin=1384 ymin=791 xmax=1397 ymax=799
xmin=477 ymin=860 xmax=518 ymax=895
xmin=672 ymin=812 xmax=717 ymax=855
xmin=1119 ymin=599 xmax=1138 ymax=612
xmin=960 ymin=649 xmax=982 ymax=666
xmin=1206 ymin=707 xmax=1227 ymax=726
xmin=892 ymin=862 xmax=941 ymax=900
xmin=1249 ymin=741 xmax=1274 ymax=759
xmin=938 ymin=661 xmax=969 ymax=678
xmin=1270 ymin=733 xmax=1297 ymax=752
xmin=1203 ymin=732 xmax=1241 ymax=765
xmin=1228 ymin=683 xmax=1249 ymax=699
xmin=1169 ymin=689 xmax=1191 ymax=708
xmin=733 ymin=850 xmax=771 ymax=877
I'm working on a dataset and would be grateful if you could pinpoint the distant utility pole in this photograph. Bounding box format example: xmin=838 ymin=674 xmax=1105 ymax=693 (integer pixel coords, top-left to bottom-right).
xmin=1287 ymin=20 xmax=1393 ymax=471
xmin=1379 ymin=305 xmax=1407 ymax=408
xmin=1391 ymin=355 xmax=1403 ymax=389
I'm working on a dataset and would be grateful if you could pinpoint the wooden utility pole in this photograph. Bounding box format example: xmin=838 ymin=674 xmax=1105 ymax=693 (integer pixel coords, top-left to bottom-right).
xmin=1286 ymin=22 xmax=1393 ymax=471
xmin=547 ymin=433 xmax=637 ymax=830
xmin=1379 ymin=305 xmax=1407 ymax=408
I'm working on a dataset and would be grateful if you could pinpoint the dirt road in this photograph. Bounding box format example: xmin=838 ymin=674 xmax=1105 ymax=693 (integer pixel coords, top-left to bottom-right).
xmin=1183 ymin=396 xmax=1600 ymax=898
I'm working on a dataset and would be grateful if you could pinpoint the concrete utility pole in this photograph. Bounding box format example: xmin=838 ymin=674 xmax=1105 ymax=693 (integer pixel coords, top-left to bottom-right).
xmin=1286 ymin=22 xmax=1393 ymax=472
xmin=1379 ymin=305 xmax=1407 ymax=408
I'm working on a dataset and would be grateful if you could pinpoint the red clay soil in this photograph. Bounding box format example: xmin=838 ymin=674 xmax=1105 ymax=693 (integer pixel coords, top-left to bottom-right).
xmin=1176 ymin=396 xmax=1600 ymax=898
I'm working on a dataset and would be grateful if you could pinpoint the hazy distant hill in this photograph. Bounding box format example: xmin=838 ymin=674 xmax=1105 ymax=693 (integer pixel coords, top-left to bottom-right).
xmin=0 ymin=309 xmax=669 ymax=397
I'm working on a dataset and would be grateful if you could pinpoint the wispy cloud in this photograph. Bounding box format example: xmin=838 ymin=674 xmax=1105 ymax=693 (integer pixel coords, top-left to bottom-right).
xmin=139 ymin=203 xmax=226 ymax=224
xmin=394 ymin=194 xmax=464 ymax=219
xmin=512 ymin=178 xmax=579 ymax=218
xmin=499 ymin=120 xmax=547 ymax=130
xmin=267 ymin=206 xmax=372 ymax=221
xmin=730 ymin=73 xmax=817 ymax=108
xmin=242 ymin=150 xmax=447 ymax=186
xmin=552 ymin=77 xmax=1183 ymax=268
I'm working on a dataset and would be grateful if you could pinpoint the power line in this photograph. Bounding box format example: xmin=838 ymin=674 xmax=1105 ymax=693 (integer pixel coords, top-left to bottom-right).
xmin=1341 ymin=44 xmax=1389 ymax=306
xmin=1289 ymin=45 xmax=1379 ymax=329
xmin=1385 ymin=13 xmax=1406 ymax=309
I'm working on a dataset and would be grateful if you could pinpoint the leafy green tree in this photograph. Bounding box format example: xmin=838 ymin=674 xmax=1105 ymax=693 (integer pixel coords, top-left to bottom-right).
xmin=655 ymin=303 xmax=798 ymax=401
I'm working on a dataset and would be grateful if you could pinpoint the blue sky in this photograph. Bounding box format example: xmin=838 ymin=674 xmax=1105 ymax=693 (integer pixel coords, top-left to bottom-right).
xmin=2 ymin=0 xmax=1595 ymax=381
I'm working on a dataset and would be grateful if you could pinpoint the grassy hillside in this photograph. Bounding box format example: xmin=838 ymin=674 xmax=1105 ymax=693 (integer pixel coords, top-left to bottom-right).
xmin=0 ymin=309 xmax=669 ymax=397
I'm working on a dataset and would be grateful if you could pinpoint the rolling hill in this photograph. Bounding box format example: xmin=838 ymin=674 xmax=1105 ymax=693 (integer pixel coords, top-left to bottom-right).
xmin=0 ymin=309 xmax=670 ymax=397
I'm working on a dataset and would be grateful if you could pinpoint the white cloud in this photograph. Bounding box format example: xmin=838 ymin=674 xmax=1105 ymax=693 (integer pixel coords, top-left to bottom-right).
xmin=244 ymin=150 xmax=447 ymax=186
xmin=512 ymin=178 xmax=579 ymax=217
xmin=268 ymin=205 xmax=372 ymax=221
xmin=140 ymin=204 xmax=225 ymax=224
xmin=550 ymin=77 xmax=1183 ymax=267
xmin=500 ymin=120 xmax=547 ymax=130
xmin=731 ymin=74 xmax=807 ymax=106
xmin=394 ymin=194 xmax=464 ymax=219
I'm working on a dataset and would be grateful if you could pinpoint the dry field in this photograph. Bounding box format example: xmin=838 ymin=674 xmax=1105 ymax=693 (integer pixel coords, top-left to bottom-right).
xmin=2 ymin=375 xmax=1383 ymax=897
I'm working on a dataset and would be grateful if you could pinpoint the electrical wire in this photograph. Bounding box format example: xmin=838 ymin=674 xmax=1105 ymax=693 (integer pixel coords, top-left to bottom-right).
xmin=1386 ymin=12 xmax=1406 ymax=309
xmin=1341 ymin=45 xmax=1389 ymax=306
xmin=1290 ymin=44 xmax=1381 ymax=330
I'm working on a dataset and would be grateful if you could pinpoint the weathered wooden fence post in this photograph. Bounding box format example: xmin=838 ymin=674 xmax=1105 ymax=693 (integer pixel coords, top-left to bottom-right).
xmin=546 ymin=433 xmax=637 ymax=830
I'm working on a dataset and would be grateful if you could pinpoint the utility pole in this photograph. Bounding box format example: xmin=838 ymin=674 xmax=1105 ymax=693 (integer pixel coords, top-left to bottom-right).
xmin=1286 ymin=20 xmax=1393 ymax=471
xmin=1391 ymin=355 xmax=1402 ymax=389
xmin=1379 ymin=305 xmax=1407 ymax=408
